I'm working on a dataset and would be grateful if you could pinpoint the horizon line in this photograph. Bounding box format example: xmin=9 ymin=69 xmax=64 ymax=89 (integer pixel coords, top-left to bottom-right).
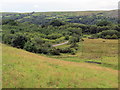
xmin=0 ymin=9 xmax=118 ymax=13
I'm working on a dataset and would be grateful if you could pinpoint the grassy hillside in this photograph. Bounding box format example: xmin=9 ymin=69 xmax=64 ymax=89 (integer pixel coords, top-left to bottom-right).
xmin=2 ymin=44 xmax=118 ymax=88
xmin=51 ymin=38 xmax=118 ymax=70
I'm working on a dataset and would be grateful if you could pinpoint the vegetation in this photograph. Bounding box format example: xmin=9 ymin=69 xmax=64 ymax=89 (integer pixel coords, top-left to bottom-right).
xmin=2 ymin=44 xmax=118 ymax=88
xmin=1 ymin=10 xmax=119 ymax=88
xmin=2 ymin=19 xmax=84 ymax=55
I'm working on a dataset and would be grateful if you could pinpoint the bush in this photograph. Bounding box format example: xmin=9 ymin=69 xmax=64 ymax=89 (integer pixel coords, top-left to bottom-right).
xmin=24 ymin=41 xmax=36 ymax=52
xmin=2 ymin=19 xmax=18 ymax=26
xmin=70 ymin=48 xmax=76 ymax=55
xmin=49 ymin=19 xmax=65 ymax=26
xmin=111 ymin=34 xmax=118 ymax=39
xmin=69 ymin=37 xmax=80 ymax=44
xmin=50 ymin=48 xmax=60 ymax=55
xmin=59 ymin=47 xmax=71 ymax=53
xmin=2 ymin=34 xmax=15 ymax=45
xmin=98 ymin=30 xmax=119 ymax=39
xmin=65 ymin=35 xmax=69 ymax=40
xmin=105 ymin=35 xmax=111 ymax=39
xmin=96 ymin=20 xmax=112 ymax=26
xmin=38 ymin=47 xmax=50 ymax=54
xmin=12 ymin=34 xmax=27 ymax=49
xmin=70 ymin=43 xmax=79 ymax=48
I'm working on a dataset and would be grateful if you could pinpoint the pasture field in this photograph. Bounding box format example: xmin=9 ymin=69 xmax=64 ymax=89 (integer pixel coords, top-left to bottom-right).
xmin=52 ymin=39 xmax=119 ymax=70
xmin=2 ymin=42 xmax=118 ymax=88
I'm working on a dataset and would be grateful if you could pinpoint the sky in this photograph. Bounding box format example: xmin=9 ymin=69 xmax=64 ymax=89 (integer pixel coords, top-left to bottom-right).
xmin=0 ymin=0 xmax=119 ymax=12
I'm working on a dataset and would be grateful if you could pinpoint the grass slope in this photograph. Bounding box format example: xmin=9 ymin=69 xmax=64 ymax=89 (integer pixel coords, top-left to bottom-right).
xmin=52 ymin=39 xmax=118 ymax=70
xmin=2 ymin=44 xmax=118 ymax=88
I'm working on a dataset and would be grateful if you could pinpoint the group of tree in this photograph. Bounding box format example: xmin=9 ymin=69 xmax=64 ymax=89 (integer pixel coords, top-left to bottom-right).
xmin=2 ymin=18 xmax=120 ymax=56
xmin=2 ymin=19 xmax=83 ymax=55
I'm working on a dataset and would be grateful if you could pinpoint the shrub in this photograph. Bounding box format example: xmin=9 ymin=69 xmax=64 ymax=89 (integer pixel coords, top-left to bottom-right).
xmin=111 ymin=34 xmax=118 ymax=39
xmin=96 ymin=20 xmax=112 ymax=26
xmin=70 ymin=48 xmax=76 ymax=55
xmin=2 ymin=34 xmax=15 ymax=45
xmin=59 ymin=47 xmax=71 ymax=53
xmin=11 ymin=34 xmax=27 ymax=49
xmin=65 ymin=35 xmax=69 ymax=40
xmin=24 ymin=41 xmax=36 ymax=52
xmin=50 ymin=48 xmax=60 ymax=55
xmin=49 ymin=19 xmax=65 ymax=26
xmin=105 ymin=35 xmax=111 ymax=39
xmin=69 ymin=37 xmax=79 ymax=44
xmin=70 ymin=43 xmax=79 ymax=48
xmin=98 ymin=30 xmax=119 ymax=39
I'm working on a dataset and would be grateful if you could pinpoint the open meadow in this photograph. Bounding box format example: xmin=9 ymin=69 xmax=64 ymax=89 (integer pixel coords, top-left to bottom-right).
xmin=52 ymin=38 xmax=119 ymax=70
xmin=2 ymin=38 xmax=119 ymax=88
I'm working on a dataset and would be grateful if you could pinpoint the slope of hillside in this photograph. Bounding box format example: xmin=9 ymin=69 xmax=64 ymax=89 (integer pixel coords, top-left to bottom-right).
xmin=2 ymin=44 xmax=118 ymax=88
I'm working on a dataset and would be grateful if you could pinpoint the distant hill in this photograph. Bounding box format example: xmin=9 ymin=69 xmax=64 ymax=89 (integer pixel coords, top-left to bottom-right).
xmin=2 ymin=10 xmax=118 ymax=25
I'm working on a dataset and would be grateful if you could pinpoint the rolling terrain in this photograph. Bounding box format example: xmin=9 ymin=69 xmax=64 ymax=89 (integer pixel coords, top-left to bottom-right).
xmin=1 ymin=10 xmax=118 ymax=25
xmin=52 ymin=38 xmax=118 ymax=70
xmin=2 ymin=44 xmax=118 ymax=88
xmin=1 ymin=9 xmax=119 ymax=88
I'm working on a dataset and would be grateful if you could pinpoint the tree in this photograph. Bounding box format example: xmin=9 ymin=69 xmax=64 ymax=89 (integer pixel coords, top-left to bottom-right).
xmin=12 ymin=34 xmax=27 ymax=48
xmin=69 ymin=37 xmax=80 ymax=44
xmin=96 ymin=20 xmax=112 ymax=26
xmin=50 ymin=48 xmax=60 ymax=55
xmin=2 ymin=19 xmax=18 ymax=26
xmin=111 ymin=34 xmax=118 ymax=39
xmin=70 ymin=48 xmax=76 ymax=55
xmin=2 ymin=34 xmax=15 ymax=44
xmin=24 ymin=41 xmax=36 ymax=52
xmin=105 ymin=35 xmax=111 ymax=39
xmin=49 ymin=19 xmax=65 ymax=26
xmin=99 ymin=30 xmax=119 ymax=39
xmin=65 ymin=35 xmax=69 ymax=40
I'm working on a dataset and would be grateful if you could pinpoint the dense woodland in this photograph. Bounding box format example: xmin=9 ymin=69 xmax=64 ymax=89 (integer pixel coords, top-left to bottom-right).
xmin=1 ymin=10 xmax=120 ymax=55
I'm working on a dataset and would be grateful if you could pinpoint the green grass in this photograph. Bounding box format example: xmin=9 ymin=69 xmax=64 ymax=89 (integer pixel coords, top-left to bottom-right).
xmin=2 ymin=44 xmax=118 ymax=88
xmin=50 ymin=39 xmax=118 ymax=70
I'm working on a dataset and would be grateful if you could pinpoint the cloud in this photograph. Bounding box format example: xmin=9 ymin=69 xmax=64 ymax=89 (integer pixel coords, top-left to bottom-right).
xmin=1 ymin=0 xmax=119 ymax=12
xmin=33 ymin=5 xmax=39 ymax=8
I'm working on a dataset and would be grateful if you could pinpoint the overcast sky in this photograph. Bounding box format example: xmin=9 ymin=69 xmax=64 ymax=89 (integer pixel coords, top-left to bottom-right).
xmin=0 ymin=0 xmax=119 ymax=12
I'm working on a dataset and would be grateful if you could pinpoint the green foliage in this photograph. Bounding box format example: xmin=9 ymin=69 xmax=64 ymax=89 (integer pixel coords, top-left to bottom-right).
xmin=58 ymin=47 xmax=71 ymax=53
xmin=105 ymin=35 xmax=111 ymax=39
xmin=70 ymin=43 xmax=79 ymax=48
xmin=11 ymin=34 xmax=27 ymax=49
xmin=24 ymin=41 xmax=36 ymax=52
xmin=96 ymin=20 xmax=112 ymax=26
xmin=70 ymin=48 xmax=76 ymax=55
xmin=2 ymin=19 xmax=18 ymax=26
xmin=111 ymin=34 xmax=118 ymax=39
xmin=2 ymin=34 xmax=15 ymax=45
xmin=65 ymin=35 xmax=69 ymax=40
xmin=67 ymin=27 xmax=82 ymax=35
xmin=97 ymin=30 xmax=119 ymax=39
xmin=46 ymin=34 xmax=62 ymax=39
xmin=50 ymin=48 xmax=60 ymax=55
xmin=69 ymin=36 xmax=80 ymax=44
xmin=2 ymin=14 xmax=119 ymax=56
xmin=49 ymin=19 xmax=65 ymax=26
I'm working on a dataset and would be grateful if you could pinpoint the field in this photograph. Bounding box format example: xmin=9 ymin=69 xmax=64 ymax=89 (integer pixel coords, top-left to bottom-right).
xmin=51 ymin=39 xmax=118 ymax=70
xmin=1 ymin=9 xmax=119 ymax=88
xmin=2 ymin=38 xmax=118 ymax=88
